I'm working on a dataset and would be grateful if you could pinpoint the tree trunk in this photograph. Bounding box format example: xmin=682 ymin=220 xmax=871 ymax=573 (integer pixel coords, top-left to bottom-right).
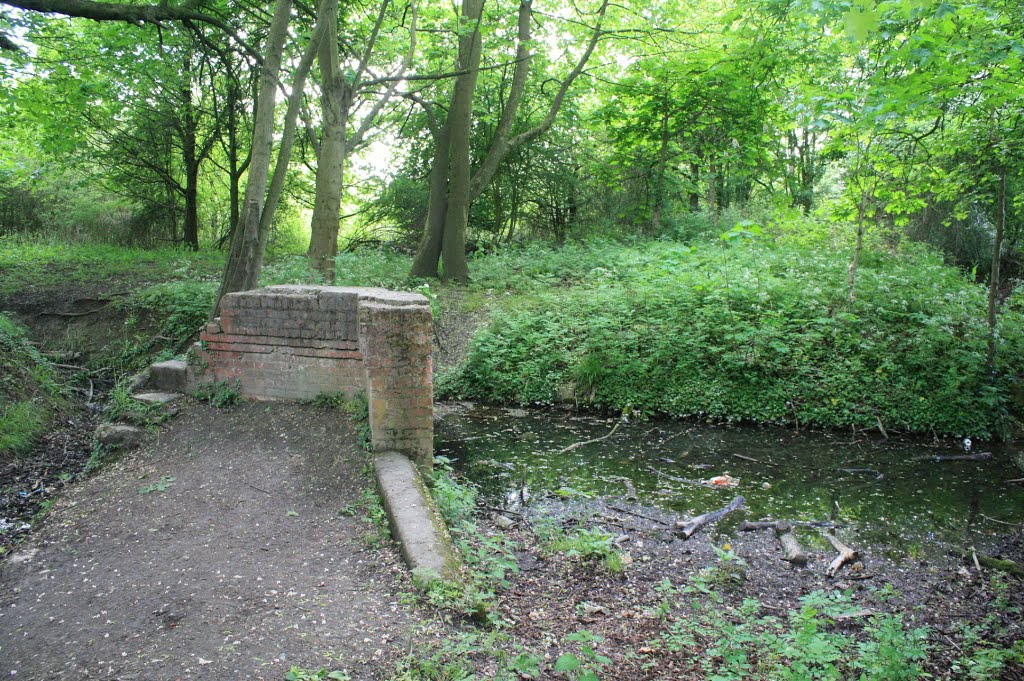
xmin=409 ymin=0 xmax=607 ymax=280
xmin=227 ymin=83 xmax=241 ymax=242
xmin=651 ymin=107 xmax=670 ymax=233
xmin=213 ymin=0 xmax=293 ymax=316
xmin=848 ymin=192 xmax=866 ymax=304
xmin=183 ymin=160 xmax=200 ymax=250
xmin=181 ymin=54 xmax=201 ymax=251
xmin=307 ymin=0 xmax=349 ymax=282
xmin=410 ymin=123 xmax=451 ymax=277
xmin=689 ymin=161 xmax=700 ymax=211
xmin=438 ymin=0 xmax=484 ymax=283
xmin=987 ymin=168 xmax=1005 ymax=372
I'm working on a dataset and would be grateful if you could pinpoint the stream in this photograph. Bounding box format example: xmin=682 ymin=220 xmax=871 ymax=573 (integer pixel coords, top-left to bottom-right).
xmin=436 ymin=402 xmax=1024 ymax=560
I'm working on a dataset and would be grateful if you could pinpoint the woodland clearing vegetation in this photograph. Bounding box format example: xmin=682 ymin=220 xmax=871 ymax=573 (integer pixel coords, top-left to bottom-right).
xmin=441 ymin=224 xmax=1024 ymax=437
xmin=3 ymin=220 xmax=1022 ymax=437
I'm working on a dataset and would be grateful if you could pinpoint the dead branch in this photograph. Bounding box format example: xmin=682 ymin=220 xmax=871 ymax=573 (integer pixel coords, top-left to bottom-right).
xmin=555 ymin=421 xmax=621 ymax=455
xmin=646 ymin=466 xmax=708 ymax=488
xmin=914 ymin=452 xmax=992 ymax=462
xmin=738 ymin=520 xmax=840 ymax=531
xmin=675 ymin=495 xmax=745 ymax=540
xmin=824 ymin=531 xmax=859 ymax=578
xmin=731 ymin=453 xmax=767 ymax=464
xmin=36 ymin=310 xmax=102 ymax=317
xmin=606 ymin=504 xmax=671 ymax=527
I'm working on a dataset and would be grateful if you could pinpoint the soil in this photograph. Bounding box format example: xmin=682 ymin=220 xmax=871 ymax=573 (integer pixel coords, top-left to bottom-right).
xmin=459 ymin=498 xmax=1024 ymax=679
xmin=0 ymin=401 xmax=417 ymax=680
xmin=0 ymin=408 xmax=99 ymax=551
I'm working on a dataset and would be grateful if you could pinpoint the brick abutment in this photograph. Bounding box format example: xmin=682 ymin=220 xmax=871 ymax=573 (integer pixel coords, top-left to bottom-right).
xmin=189 ymin=285 xmax=434 ymax=472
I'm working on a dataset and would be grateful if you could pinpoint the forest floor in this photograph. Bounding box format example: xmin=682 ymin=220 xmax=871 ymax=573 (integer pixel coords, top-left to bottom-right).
xmin=0 ymin=401 xmax=419 ymax=680
xmin=443 ymin=498 xmax=1024 ymax=679
xmin=2 ymin=243 xmax=1023 ymax=679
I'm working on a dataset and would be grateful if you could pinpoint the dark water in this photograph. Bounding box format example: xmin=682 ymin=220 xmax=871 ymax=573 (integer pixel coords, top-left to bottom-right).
xmin=436 ymin=403 xmax=1024 ymax=559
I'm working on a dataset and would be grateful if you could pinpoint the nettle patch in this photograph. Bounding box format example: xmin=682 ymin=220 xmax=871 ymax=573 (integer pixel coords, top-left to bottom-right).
xmin=444 ymin=238 xmax=1024 ymax=437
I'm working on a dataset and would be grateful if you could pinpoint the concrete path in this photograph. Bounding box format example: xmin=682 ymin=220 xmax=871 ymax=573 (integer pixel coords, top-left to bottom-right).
xmin=0 ymin=402 xmax=415 ymax=680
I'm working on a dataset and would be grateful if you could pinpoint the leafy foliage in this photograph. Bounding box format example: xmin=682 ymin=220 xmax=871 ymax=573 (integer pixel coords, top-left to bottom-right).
xmin=193 ymin=380 xmax=241 ymax=409
xmin=444 ymin=234 xmax=1023 ymax=435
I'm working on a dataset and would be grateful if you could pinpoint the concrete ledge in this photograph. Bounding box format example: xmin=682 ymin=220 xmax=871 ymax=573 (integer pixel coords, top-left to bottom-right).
xmin=373 ymin=451 xmax=461 ymax=585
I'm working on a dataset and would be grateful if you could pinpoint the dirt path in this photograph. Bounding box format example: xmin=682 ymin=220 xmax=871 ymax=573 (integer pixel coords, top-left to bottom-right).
xmin=0 ymin=402 xmax=416 ymax=680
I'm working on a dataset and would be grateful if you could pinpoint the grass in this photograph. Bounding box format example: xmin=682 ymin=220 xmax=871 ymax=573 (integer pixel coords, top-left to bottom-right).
xmin=0 ymin=313 xmax=65 ymax=457
xmin=0 ymin=237 xmax=226 ymax=296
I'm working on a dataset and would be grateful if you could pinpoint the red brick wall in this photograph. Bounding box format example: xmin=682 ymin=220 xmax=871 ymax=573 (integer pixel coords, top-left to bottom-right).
xmin=190 ymin=286 xmax=433 ymax=468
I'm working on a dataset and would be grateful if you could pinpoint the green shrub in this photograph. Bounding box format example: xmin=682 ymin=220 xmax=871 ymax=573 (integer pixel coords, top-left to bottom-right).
xmin=443 ymin=235 xmax=1023 ymax=436
xmin=194 ymin=380 xmax=240 ymax=408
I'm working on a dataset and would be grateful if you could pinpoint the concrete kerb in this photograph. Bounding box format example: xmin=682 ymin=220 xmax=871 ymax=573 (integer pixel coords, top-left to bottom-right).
xmin=373 ymin=451 xmax=463 ymax=586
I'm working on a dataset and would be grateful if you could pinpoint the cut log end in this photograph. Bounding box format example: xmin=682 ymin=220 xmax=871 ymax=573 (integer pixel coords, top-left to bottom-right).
xmin=775 ymin=521 xmax=808 ymax=566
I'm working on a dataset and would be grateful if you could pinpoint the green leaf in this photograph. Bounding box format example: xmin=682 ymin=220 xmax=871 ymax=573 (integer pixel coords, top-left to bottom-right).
xmin=554 ymin=654 xmax=581 ymax=672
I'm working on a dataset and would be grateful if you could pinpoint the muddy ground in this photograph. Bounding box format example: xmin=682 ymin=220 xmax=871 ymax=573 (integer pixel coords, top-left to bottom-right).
xmin=0 ymin=402 xmax=416 ymax=680
xmin=485 ymin=500 xmax=1024 ymax=679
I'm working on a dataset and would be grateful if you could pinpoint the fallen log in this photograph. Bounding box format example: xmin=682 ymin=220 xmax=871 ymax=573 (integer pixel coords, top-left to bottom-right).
xmin=775 ymin=521 xmax=808 ymax=566
xmin=824 ymin=531 xmax=859 ymax=578
xmin=913 ymin=452 xmax=992 ymax=462
xmin=675 ymin=496 xmax=745 ymax=540
xmin=963 ymin=549 xmax=1024 ymax=577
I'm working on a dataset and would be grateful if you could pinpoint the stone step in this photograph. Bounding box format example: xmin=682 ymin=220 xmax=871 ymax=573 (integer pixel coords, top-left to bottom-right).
xmin=148 ymin=359 xmax=188 ymax=393
xmin=133 ymin=391 xmax=183 ymax=406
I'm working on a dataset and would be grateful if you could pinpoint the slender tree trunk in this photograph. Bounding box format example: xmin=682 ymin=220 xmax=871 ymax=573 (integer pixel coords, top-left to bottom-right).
xmin=439 ymin=0 xmax=484 ymax=283
xmin=183 ymin=160 xmax=200 ymax=250
xmin=689 ymin=161 xmax=700 ymax=211
xmin=492 ymin=178 xmax=503 ymax=242
xmin=410 ymin=124 xmax=451 ymax=277
xmin=213 ymin=0 xmax=293 ymax=316
xmin=181 ymin=55 xmax=201 ymax=250
xmin=307 ymin=0 xmax=347 ymax=281
xmin=227 ymin=84 xmax=240 ymax=241
xmin=848 ymin=191 xmax=866 ymax=304
xmin=651 ymin=107 xmax=670 ymax=233
xmin=987 ymin=168 xmax=1006 ymax=371
xmin=706 ymin=162 xmax=718 ymax=215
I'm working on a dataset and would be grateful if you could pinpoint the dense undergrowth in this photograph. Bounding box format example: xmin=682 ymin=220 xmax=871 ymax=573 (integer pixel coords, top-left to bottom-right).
xmin=440 ymin=230 xmax=1024 ymax=438
xmin=3 ymin=216 xmax=1022 ymax=437
xmin=0 ymin=314 xmax=64 ymax=456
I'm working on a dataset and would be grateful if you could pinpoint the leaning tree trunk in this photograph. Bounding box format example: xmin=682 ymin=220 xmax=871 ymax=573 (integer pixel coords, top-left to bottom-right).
xmin=438 ymin=0 xmax=484 ymax=283
xmin=213 ymin=0 xmax=293 ymax=316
